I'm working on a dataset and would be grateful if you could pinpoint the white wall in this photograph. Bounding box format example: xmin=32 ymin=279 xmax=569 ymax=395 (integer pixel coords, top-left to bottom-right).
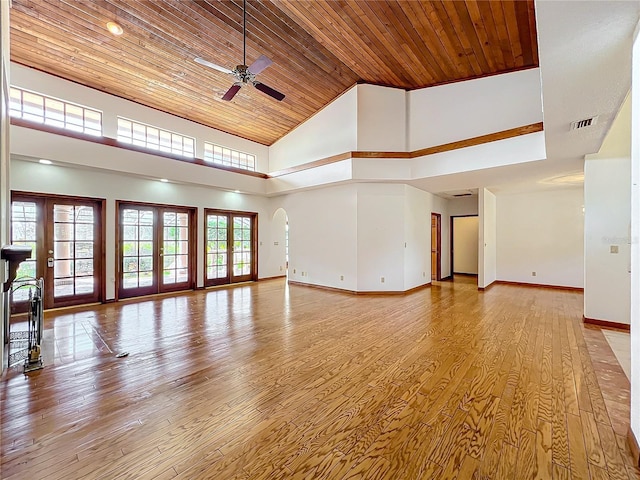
xmin=357 ymin=85 xmax=406 ymax=152
xmin=269 ymin=87 xmax=358 ymax=172
xmin=407 ymin=68 xmax=543 ymax=151
xmin=357 ymin=183 xmax=406 ymax=291
xmin=277 ymin=184 xmax=358 ymax=291
xmin=449 ymin=196 xmax=478 ymax=216
xmin=479 ymin=188 xmax=497 ymax=288
xmin=629 ymin=24 xmax=640 ymax=442
xmin=11 ymin=64 xmax=269 ymax=171
xmin=496 ymin=188 xmax=584 ymax=288
xmin=584 ymin=94 xmax=631 ymax=323
xmin=404 ymin=185 xmax=431 ymax=290
xmin=453 ymin=216 xmax=479 ymax=275
xmin=11 ymin=159 xmax=280 ymax=300
xmin=11 ymin=125 xmax=267 ymax=195
xmin=268 ymin=208 xmax=288 ymax=277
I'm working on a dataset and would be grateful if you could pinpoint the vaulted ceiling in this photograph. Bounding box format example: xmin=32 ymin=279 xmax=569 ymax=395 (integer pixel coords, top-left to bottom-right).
xmin=9 ymin=0 xmax=538 ymax=146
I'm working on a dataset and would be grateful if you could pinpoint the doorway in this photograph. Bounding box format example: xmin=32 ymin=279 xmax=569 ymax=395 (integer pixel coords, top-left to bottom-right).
xmin=117 ymin=202 xmax=196 ymax=299
xmin=11 ymin=192 xmax=105 ymax=310
xmin=450 ymin=215 xmax=479 ymax=277
xmin=431 ymin=213 xmax=441 ymax=281
xmin=205 ymin=209 xmax=257 ymax=287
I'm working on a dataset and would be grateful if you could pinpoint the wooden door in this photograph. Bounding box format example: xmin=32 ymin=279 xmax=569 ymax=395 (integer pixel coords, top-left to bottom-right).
xmin=118 ymin=203 xmax=195 ymax=299
xmin=431 ymin=213 xmax=441 ymax=281
xmin=205 ymin=209 xmax=257 ymax=287
xmin=11 ymin=193 xmax=104 ymax=310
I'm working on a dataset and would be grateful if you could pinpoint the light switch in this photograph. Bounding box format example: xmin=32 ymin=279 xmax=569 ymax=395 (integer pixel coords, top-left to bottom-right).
xmin=610 ymin=245 xmax=619 ymax=254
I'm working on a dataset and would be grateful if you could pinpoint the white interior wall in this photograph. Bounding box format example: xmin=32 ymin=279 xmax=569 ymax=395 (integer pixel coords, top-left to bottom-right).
xmin=584 ymin=95 xmax=631 ymax=323
xmin=403 ymin=185 xmax=431 ymax=290
xmin=448 ymin=196 xmax=479 ymax=216
xmin=268 ymin=208 xmax=288 ymax=278
xmin=11 ymin=125 xmax=266 ymax=195
xmin=630 ymin=24 xmax=640 ymax=443
xmin=11 ymin=159 xmax=280 ymax=299
xmin=11 ymin=64 xmax=269 ymax=171
xmin=269 ymin=87 xmax=358 ymax=172
xmin=431 ymin=195 xmax=450 ymax=279
xmin=496 ymin=188 xmax=584 ymax=288
xmin=407 ymin=68 xmax=543 ymax=151
xmin=453 ymin=216 xmax=479 ymax=275
xmin=357 ymin=85 xmax=406 ymax=151
xmin=357 ymin=183 xmax=406 ymax=291
xmin=479 ymin=188 xmax=497 ymax=289
xmin=277 ymin=184 xmax=358 ymax=291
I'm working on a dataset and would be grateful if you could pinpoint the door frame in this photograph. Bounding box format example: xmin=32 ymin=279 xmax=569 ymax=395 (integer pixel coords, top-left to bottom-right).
xmin=11 ymin=191 xmax=106 ymax=309
xmin=204 ymin=208 xmax=258 ymax=287
xmin=431 ymin=212 xmax=441 ymax=281
xmin=450 ymin=214 xmax=479 ymax=278
xmin=115 ymin=200 xmax=197 ymax=301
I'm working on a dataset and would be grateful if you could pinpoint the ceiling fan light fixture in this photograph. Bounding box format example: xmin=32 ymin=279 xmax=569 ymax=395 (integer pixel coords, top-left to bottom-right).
xmin=106 ymin=21 xmax=123 ymax=36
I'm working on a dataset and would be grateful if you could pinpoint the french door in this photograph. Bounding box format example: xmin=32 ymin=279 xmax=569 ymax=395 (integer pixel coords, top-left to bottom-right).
xmin=11 ymin=193 xmax=104 ymax=310
xmin=205 ymin=209 xmax=257 ymax=287
xmin=117 ymin=202 xmax=196 ymax=299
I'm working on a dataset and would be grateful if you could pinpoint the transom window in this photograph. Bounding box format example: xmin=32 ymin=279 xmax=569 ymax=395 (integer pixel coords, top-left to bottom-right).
xmin=9 ymin=87 xmax=102 ymax=136
xmin=117 ymin=117 xmax=195 ymax=158
xmin=204 ymin=142 xmax=256 ymax=171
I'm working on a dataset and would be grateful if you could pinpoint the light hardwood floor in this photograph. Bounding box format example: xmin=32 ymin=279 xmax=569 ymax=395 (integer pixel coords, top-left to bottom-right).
xmin=1 ymin=277 xmax=638 ymax=479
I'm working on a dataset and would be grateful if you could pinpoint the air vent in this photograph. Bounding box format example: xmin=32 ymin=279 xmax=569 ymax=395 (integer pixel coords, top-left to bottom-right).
xmin=570 ymin=116 xmax=598 ymax=130
xmin=453 ymin=193 xmax=472 ymax=197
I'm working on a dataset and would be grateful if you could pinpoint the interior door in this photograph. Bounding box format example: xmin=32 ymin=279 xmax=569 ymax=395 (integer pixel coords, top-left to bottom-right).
xmin=118 ymin=203 xmax=195 ymax=299
xmin=11 ymin=194 xmax=104 ymax=310
xmin=205 ymin=210 xmax=257 ymax=287
xmin=431 ymin=213 xmax=441 ymax=281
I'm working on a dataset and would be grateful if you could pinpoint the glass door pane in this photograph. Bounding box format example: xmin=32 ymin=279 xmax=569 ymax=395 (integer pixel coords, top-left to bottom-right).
xmin=11 ymin=201 xmax=38 ymax=304
xmin=160 ymin=209 xmax=191 ymax=291
xmin=232 ymin=216 xmax=252 ymax=279
xmin=121 ymin=208 xmax=156 ymax=296
xmin=205 ymin=213 xmax=229 ymax=285
xmin=52 ymin=204 xmax=95 ymax=298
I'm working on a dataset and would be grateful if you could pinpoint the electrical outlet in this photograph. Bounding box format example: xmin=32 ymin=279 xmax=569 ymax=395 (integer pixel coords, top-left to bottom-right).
xmin=293 ymin=269 xmax=296 ymax=274
xmin=279 ymin=266 xmax=283 ymax=271
xmin=611 ymin=245 xmax=619 ymax=254
xmin=340 ymin=275 xmax=344 ymax=281
xmin=423 ymin=272 xmax=426 ymax=277
xmin=274 ymin=241 xmax=279 ymax=246
xmin=381 ymin=276 xmax=385 ymax=283
xmin=532 ymin=271 xmax=537 ymax=277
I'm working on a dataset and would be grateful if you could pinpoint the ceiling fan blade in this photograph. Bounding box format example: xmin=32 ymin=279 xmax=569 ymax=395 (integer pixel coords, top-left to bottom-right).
xmin=195 ymin=57 xmax=233 ymax=75
xmin=248 ymin=54 xmax=273 ymax=75
xmin=253 ymin=81 xmax=285 ymax=101
xmin=222 ymin=84 xmax=242 ymax=101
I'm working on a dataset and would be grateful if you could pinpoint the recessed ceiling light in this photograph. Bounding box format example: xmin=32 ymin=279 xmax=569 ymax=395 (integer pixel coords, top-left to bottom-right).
xmin=234 ymin=190 xmax=241 ymax=193
xmin=106 ymin=21 xmax=123 ymax=36
xmin=159 ymin=178 xmax=169 ymax=183
xmin=39 ymin=159 xmax=52 ymax=165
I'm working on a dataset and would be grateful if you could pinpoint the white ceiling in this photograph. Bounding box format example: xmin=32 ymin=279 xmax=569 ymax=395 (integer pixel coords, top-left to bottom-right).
xmin=431 ymin=0 xmax=639 ymax=196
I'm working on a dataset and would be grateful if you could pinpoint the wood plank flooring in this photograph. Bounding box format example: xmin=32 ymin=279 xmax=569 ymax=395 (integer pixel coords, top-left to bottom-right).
xmin=1 ymin=276 xmax=638 ymax=479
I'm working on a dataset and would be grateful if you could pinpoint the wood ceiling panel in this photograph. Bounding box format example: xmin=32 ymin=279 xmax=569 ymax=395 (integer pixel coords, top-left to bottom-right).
xmin=9 ymin=0 xmax=538 ymax=146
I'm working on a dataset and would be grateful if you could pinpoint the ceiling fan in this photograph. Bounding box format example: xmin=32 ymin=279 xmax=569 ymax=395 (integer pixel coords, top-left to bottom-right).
xmin=195 ymin=0 xmax=285 ymax=102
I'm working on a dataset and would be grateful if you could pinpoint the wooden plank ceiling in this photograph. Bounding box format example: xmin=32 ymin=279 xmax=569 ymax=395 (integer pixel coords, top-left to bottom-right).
xmin=9 ymin=0 xmax=538 ymax=146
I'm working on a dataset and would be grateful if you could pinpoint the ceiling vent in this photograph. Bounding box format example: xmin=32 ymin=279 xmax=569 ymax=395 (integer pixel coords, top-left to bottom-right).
xmin=570 ymin=116 xmax=598 ymax=130
xmin=452 ymin=193 xmax=473 ymax=197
